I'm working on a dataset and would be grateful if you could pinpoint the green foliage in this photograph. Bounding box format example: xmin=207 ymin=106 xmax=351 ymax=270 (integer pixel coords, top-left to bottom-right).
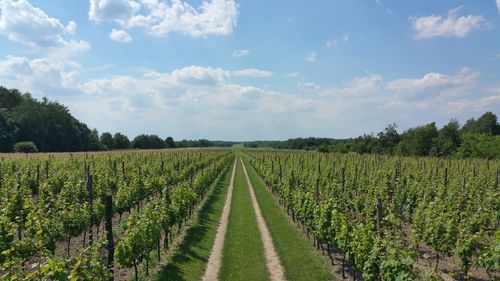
xmin=132 ymin=134 xmax=165 ymax=149
xmin=165 ymin=136 xmax=175 ymax=148
xmin=113 ymin=132 xmax=130 ymax=149
xmin=0 ymin=109 xmax=17 ymax=152
xmin=431 ymin=119 xmax=461 ymax=156
xmin=0 ymin=87 xmax=99 ymax=152
xmin=397 ymin=122 xmax=438 ymax=156
xmin=99 ymin=132 xmax=114 ymax=150
xmin=456 ymin=134 xmax=500 ymax=159
xmin=0 ymin=150 xmax=232 ymax=280
xmin=13 ymin=141 xmax=38 ymax=153
xmin=462 ymin=111 xmax=500 ymax=135
xmin=245 ymin=150 xmax=498 ymax=280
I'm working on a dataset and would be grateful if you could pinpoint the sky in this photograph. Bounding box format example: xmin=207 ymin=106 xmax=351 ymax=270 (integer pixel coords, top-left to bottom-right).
xmin=0 ymin=0 xmax=499 ymax=141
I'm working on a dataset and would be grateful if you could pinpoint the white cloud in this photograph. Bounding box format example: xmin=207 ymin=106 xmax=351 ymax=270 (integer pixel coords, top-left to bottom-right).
xmin=233 ymin=49 xmax=250 ymax=58
xmin=326 ymin=33 xmax=348 ymax=48
xmin=0 ymin=0 xmax=89 ymax=51
xmin=410 ymin=6 xmax=484 ymax=39
xmin=109 ymin=28 xmax=133 ymax=42
xmin=497 ymin=0 xmax=500 ymax=12
xmin=445 ymin=95 xmax=500 ymax=114
xmin=90 ymin=0 xmax=239 ymax=38
xmin=306 ymin=51 xmax=317 ymax=62
xmin=287 ymin=72 xmax=300 ymax=78
xmin=88 ymin=0 xmax=141 ymax=24
xmin=0 ymin=55 xmax=82 ymax=95
xmin=169 ymin=65 xmax=230 ymax=85
xmin=65 ymin=21 xmax=77 ymax=35
xmin=232 ymin=68 xmax=272 ymax=78
xmin=1 ymin=55 xmax=497 ymax=139
xmin=386 ymin=67 xmax=479 ymax=91
xmin=297 ymin=82 xmax=320 ymax=92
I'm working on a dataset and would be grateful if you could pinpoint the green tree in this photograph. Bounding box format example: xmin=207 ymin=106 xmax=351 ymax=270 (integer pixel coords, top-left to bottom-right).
xmin=376 ymin=123 xmax=400 ymax=154
xmin=148 ymin=135 xmax=165 ymax=149
xmin=431 ymin=119 xmax=461 ymax=156
xmin=456 ymin=134 xmax=500 ymax=159
xmin=113 ymin=133 xmax=130 ymax=149
xmin=100 ymin=132 xmax=114 ymax=150
xmin=165 ymin=136 xmax=175 ymax=148
xmin=462 ymin=112 xmax=500 ymax=135
xmin=132 ymin=134 xmax=150 ymax=149
xmin=0 ymin=109 xmax=17 ymax=152
xmin=397 ymin=122 xmax=438 ymax=156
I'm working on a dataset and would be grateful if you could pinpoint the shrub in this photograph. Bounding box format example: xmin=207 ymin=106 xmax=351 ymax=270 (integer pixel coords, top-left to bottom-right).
xmin=13 ymin=141 xmax=38 ymax=153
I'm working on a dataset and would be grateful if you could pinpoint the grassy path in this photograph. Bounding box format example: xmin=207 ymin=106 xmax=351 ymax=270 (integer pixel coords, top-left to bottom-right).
xmin=155 ymin=159 xmax=235 ymax=281
xmin=241 ymin=157 xmax=333 ymax=281
xmin=240 ymin=158 xmax=287 ymax=281
xmin=219 ymin=158 xmax=269 ymax=281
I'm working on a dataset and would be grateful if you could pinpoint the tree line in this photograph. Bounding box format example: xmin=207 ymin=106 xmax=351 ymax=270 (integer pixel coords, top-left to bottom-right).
xmin=244 ymin=112 xmax=500 ymax=159
xmin=0 ymin=87 xmax=223 ymax=152
xmin=2 ymin=86 xmax=498 ymax=157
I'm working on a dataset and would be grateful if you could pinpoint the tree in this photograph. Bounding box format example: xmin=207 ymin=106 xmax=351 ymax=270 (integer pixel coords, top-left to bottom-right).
xmin=165 ymin=137 xmax=175 ymax=148
xmin=89 ymin=129 xmax=100 ymax=151
xmin=456 ymin=134 xmax=500 ymax=159
xmin=113 ymin=133 xmax=130 ymax=149
xmin=100 ymin=132 xmax=114 ymax=150
xmin=148 ymin=135 xmax=165 ymax=149
xmin=431 ymin=119 xmax=461 ymax=156
xmin=0 ymin=87 xmax=23 ymax=109
xmin=132 ymin=135 xmax=165 ymax=149
xmin=376 ymin=123 xmax=400 ymax=154
xmin=476 ymin=112 xmax=500 ymax=135
xmin=0 ymin=110 xmax=17 ymax=152
xmin=132 ymin=134 xmax=150 ymax=149
xmin=462 ymin=112 xmax=500 ymax=135
xmin=397 ymin=122 xmax=438 ymax=156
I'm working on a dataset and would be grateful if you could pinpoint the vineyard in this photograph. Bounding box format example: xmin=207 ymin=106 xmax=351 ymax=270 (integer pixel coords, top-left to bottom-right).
xmin=0 ymin=149 xmax=499 ymax=280
xmin=0 ymin=149 xmax=232 ymax=280
xmin=245 ymin=151 xmax=499 ymax=280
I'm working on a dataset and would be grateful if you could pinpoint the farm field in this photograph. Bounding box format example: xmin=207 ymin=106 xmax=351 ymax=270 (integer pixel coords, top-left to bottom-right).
xmin=0 ymin=149 xmax=498 ymax=280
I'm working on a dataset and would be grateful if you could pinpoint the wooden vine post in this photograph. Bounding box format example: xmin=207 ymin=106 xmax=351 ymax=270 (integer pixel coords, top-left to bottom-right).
xmin=104 ymin=194 xmax=114 ymax=281
xmin=376 ymin=198 xmax=383 ymax=230
xmin=87 ymin=173 xmax=94 ymax=245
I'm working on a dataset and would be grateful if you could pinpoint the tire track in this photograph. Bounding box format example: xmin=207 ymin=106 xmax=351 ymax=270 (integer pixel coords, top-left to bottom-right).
xmin=201 ymin=159 xmax=237 ymax=281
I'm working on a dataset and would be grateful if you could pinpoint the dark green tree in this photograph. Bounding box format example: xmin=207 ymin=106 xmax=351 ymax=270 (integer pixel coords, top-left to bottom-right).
xmin=132 ymin=134 xmax=150 ymax=149
xmin=100 ymin=132 xmax=114 ymax=150
xmin=431 ymin=119 xmax=461 ymax=156
xmin=113 ymin=133 xmax=130 ymax=149
xmin=0 ymin=109 xmax=17 ymax=152
xmin=462 ymin=112 xmax=500 ymax=135
xmin=375 ymin=123 xmax=400 ymax=154
xmin=397 ymin=122 xmax=438 ymax=156
xmin=165 ymin=137 xmax=175 ymax=148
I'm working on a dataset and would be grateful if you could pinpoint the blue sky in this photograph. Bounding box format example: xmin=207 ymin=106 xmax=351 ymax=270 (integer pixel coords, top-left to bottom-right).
xmin=0 ymin=0 xmax=499 ymax=141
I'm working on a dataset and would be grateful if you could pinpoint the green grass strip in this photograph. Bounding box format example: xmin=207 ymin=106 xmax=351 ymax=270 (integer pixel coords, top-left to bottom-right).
xmin=155 ymin=159 xmax=234 ymax=281
xmin=219 ymin=159 xmax=270 ymax=281
xmin=242 ymin=158 xmax=333 ymax=281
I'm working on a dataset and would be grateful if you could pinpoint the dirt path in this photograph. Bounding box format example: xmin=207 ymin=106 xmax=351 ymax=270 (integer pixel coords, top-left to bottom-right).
xmin=241 ymin=158 xmax=287 ymax=281
xmin=201 ymin=160 xmax=237 ymax=281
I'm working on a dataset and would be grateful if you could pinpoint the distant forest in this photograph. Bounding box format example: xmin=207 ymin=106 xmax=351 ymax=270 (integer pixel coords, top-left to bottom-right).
xmin=0 ymin=86 xmax=498 ymax=158
xmin=244 ymin=112 xmax=500 ymax=159
xmin=0 ymin=87 xmax=231 ymax=153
